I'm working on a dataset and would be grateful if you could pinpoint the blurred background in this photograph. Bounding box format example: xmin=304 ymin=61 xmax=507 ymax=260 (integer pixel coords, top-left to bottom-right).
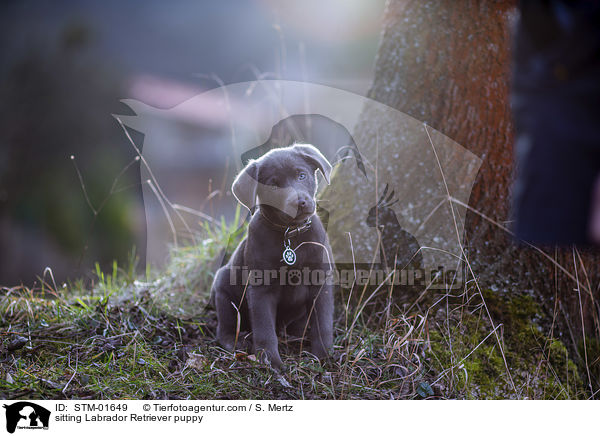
xmin=0 ymin=0 xmax=385 ymax=286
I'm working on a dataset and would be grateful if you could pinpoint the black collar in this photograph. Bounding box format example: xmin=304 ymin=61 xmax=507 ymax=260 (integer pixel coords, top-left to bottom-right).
xmin=258 ymin=210 xmax=312 ymax=239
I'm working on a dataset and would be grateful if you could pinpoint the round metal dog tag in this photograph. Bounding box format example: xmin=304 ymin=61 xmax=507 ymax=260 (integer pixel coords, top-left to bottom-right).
xmin=283 ymin=247 xmax=296 ymax=265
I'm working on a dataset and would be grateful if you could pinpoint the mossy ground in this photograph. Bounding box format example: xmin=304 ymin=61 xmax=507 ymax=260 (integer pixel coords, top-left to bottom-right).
xmin=425 ymin=288 xmax=584 ymax=399
xmin=0 ymin=218 xmax=594 ymax=399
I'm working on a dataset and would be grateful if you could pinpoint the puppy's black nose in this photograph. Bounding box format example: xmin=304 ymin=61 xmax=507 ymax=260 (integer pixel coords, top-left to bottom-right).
xmin=297 ymin=195 xmax=313 ymax=212
xmin=293 ymin=194 xmax=314 ymax=215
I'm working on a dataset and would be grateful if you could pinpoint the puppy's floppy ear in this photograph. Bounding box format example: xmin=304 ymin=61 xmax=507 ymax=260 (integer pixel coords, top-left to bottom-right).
xmin=232 ymin=160 xmax=259 ymax=212
xmin=293 ymin=144 xmax=332 ymax=185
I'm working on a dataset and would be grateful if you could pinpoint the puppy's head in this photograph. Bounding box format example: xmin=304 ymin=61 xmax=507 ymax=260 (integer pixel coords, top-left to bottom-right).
xmin=232 ymin=143 xmax=332 ymax=225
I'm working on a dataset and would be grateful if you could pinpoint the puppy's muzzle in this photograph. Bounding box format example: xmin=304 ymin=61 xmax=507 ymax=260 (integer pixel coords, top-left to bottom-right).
xmin=293 ymin=194 xmax=315 ymax=217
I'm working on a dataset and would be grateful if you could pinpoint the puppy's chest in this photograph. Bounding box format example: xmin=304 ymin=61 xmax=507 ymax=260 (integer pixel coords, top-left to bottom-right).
xmin=277 ymin=280 xmax=309 ymax=309
xmin=284 ymin=232 xmax=327 ymax=265
xmin=250 ymin=236 xmax=324 ymax=268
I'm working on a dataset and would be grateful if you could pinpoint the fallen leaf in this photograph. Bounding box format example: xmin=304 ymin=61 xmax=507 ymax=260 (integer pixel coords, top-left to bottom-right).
xmin=185 ymin=353 xmax=207 ymax=370
xmin=276 ymin=374 xmax=292 ymax=388
xmin=7 ymin=336 xmax=28 ymax=352
xmin=416 ymin=381 xmax=434 ymax=398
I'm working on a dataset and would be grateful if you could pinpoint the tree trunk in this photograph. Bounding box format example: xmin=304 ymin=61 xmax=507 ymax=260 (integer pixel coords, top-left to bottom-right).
xmin=366 ymin=0 xmax=515 ymax=253
xmin=328 ymin=0 xmax=600 ymax=351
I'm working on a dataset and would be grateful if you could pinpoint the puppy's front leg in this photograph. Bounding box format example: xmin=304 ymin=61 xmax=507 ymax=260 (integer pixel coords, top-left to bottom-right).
xmin=309 ymin=282 xmax=334 ymax=361
xmin=214 ymin=267 xmax=240 ymax=351
xmin=247 ymin=286 xmax=283 ymax=369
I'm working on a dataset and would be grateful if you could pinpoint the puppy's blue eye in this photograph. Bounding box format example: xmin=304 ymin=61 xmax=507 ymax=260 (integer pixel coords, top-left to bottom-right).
xmin=298 ymin=172 xmax=306 ymax=180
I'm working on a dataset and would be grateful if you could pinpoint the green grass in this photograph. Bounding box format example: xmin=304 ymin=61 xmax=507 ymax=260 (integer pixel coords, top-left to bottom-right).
xmin=0 ymin=215 xmax=591 ymax=400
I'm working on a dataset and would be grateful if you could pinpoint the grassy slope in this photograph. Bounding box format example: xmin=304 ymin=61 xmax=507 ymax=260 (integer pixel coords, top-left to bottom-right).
xmin=0 ymin=218 xmax=590 ymax=400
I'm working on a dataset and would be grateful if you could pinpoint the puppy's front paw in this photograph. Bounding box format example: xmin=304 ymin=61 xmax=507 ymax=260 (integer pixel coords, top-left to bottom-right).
xmin=218 ymin=335 xmax=250 ymax=352
xmin=217 ymin=335 xmax=236 ymax=351
xmin=310 ymin=343 xmax=332 ymax=362
xmin=256 ymin=349 xmax=285 ymax=371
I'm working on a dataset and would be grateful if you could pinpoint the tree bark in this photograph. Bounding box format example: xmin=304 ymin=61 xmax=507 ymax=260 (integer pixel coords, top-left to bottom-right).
xmin=366 ymin=0 xmax=515 ymax=250
xmin=334 ymin=0 xmax=599 ymax=343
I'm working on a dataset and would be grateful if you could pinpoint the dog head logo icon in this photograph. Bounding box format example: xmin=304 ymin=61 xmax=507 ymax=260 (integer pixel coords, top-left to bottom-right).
xmin=3 ymin=402 xmax=50 ymax=433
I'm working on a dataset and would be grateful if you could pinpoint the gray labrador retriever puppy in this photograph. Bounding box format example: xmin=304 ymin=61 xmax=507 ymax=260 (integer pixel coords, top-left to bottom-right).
xmin=211 ymin=143 xmax=334 ymax=369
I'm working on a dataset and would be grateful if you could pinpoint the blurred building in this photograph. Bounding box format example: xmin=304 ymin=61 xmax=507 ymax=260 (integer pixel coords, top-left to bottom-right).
xmin=0 ymin=0 xmax=385 ymax=285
